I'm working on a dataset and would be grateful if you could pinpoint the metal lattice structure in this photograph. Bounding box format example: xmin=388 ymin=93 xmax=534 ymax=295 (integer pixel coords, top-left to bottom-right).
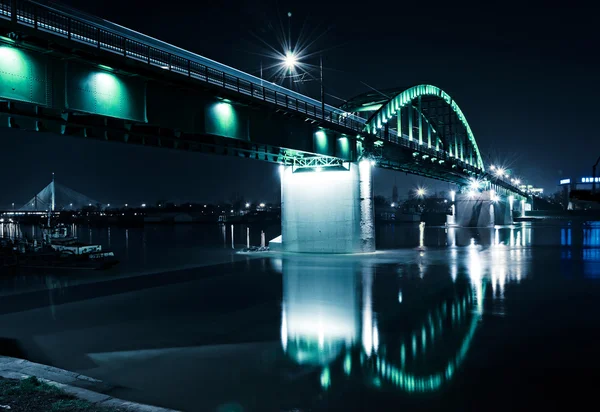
xmin=344 ymin=85 xmax=485 ymax=171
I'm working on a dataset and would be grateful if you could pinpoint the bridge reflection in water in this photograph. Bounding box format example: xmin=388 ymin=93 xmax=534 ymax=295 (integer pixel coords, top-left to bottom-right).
xmin=275 ymin=225 xmax=534 ymax=395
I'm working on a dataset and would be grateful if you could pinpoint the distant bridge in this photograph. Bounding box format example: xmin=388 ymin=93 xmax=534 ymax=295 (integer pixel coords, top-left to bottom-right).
xmin=0 ymin=0 xmax=530 ymax=252
xmin=19 ymin=175 xmax=101 ymax=211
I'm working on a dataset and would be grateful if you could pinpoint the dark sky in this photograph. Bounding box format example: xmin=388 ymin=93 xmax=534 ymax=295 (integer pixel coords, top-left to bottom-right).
xmin=2 ymin=0 xmax=598 ymax=207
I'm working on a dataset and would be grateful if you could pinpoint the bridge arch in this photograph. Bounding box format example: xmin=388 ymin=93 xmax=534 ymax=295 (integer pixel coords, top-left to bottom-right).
xmin=362 ymin=85 xmax=485 ymax=171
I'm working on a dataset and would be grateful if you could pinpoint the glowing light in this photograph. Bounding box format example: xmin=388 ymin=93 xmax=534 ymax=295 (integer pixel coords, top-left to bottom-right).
xmin=490 ymin=165 xmax=496 ymax=170
xmin=494 ymin=168 xmax=506 ymax=177
xmin=450 ymin=190 xmax=456 ymax=202
xmin=320 ymin=367 xmax=331 ymax=389
xmin=283 ymin=51 xmax=298 ymax=69
xmin=514 ymin=179 xmax=520 ymax=185
xmin=279 ymin=164 xmax=285 ymax=175
xmin=343 ymin=354 xmax=352 ymax=375
xmin=245 ymin=203 xmax=250 ymax=208
xmin=372 ymin=322 xmax=379 ymax=353
xmin=141 ymin=203 xmax=146 ymax=207
xmin=416 ymin=187 xmax=426 ymax=198
xmin=370 ymin=160 xmax=376 ymax=166
xmin=504 ymin=174 xmax=509 ymax=178
xmin=391 ymin=202 xmax=396 ymax=207
xmin=359 ymin=159 xmax=371 ymax=169
xmin=467 ymin=190 xmax=476 ymax=199
xmin=468 ymin=178 xmax=481 ymax=191
xmin=259 ymin=203 xmax=265 ymax=208
xmin=316 ymin=167 xmax=322 ymax=172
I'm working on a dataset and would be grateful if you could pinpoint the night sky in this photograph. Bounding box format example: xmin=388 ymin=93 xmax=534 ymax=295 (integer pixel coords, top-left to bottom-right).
xmin=1 ymin=0 xmax=597 ymax=208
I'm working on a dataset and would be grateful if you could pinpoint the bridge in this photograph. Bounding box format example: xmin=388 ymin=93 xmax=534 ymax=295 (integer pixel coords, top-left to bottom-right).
xmin=0 ymin=0 xmax=530 ymax=253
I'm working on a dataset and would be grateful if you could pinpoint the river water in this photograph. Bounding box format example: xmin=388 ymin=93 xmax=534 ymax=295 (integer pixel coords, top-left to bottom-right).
xmin=1 ymin=221 xmax=600 ymax=411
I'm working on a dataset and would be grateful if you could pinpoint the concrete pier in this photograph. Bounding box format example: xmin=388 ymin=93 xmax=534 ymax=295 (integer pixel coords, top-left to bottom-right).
xmin=276 ymin=161 xmax=375 ymax=253
xmin=452 ymin=191 xmax=513 ymax=227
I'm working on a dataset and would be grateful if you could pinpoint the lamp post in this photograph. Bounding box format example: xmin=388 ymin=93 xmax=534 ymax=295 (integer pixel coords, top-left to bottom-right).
xmin=320 ymin=54 xmax=325 ymax=120
xmin=280 ymin=51 xmax=325 ymax=120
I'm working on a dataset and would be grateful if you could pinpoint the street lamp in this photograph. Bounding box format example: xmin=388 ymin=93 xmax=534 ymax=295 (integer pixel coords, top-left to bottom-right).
xmin=259 ymin=203 xmax=266 ymax=208
xmin=283 ymin=51 xmax=297 ymax=70
xmin=245 ymin=203 xmax=250 ymax=208
xmin=416 ymin=188 xmax=426 ymax=198
xmin=278 ymin=49 xmax=325 ymax=119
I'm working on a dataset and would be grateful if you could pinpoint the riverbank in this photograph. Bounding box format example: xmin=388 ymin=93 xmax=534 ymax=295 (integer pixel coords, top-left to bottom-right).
xmin=0 ymin=356 xmax=177 ymax=412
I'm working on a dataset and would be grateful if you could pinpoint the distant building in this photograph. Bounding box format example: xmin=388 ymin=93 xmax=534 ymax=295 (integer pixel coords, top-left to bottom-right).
xmin=392 ymin=180 xmax=398 ymax=205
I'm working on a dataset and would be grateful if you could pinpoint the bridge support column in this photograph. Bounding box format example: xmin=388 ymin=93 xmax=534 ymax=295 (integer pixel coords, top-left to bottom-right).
xmin=275 ymin=161 xmax=375 ymax=253
xmin=451 ymin=191 xmax=513 ymax=227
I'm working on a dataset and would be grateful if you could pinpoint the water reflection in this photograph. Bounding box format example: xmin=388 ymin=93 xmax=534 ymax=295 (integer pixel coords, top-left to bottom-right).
xmin=276 ymin=231 xmax=538 ymax=394
xmin=281 ymin=258 xmax=359 ymax=365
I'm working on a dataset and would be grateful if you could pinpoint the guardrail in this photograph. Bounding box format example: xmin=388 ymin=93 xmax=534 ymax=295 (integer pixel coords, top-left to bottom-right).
xmin=0 ymin=0 xmax=366 ymax=131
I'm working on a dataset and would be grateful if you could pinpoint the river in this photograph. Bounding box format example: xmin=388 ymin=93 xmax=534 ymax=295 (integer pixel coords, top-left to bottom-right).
xmin=0 ymin=221 xmax=599 ymax=411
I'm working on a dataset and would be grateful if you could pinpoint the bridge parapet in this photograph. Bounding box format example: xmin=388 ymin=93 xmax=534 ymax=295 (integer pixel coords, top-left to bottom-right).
xmin=0 ymin=0 xmax=365 ymax=133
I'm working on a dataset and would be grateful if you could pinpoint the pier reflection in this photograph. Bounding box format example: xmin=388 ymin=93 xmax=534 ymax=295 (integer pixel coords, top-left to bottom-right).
xmin=277 ymin=228 xmax=535 ymax=394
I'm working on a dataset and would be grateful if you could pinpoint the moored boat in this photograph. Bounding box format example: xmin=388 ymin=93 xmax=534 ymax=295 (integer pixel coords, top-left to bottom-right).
xmin=0 ymin=223 xmax=119 ymax=273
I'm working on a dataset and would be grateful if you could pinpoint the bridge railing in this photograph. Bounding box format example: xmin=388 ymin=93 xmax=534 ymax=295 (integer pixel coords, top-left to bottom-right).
xmin=0 ymin=0 xmax=366 ymax=132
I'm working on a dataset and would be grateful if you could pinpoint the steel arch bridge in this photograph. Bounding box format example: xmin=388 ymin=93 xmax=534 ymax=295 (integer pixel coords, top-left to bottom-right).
xmin=349 ymin=85 xmax=483 ymax=170
xmin=0 ymin=0 xmax=528 ymax=200
xmin=341 ymin=85 xmax=527 ymax=199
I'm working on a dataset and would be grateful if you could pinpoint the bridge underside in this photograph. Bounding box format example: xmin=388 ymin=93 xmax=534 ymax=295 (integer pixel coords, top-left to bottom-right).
xmin=0 ymin=16 xmax=359 ymax=166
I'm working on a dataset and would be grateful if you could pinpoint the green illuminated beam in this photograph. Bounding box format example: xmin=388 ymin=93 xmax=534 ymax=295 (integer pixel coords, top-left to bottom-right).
xmin=364 ymin=85 xmax=485 ymax=170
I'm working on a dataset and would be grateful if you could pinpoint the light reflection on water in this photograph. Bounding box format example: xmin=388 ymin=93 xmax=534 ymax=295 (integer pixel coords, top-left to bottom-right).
xmin=274 ymin=221 xmax=600 ymax=396
xmin=273 ymin=236 xmax=527 ymax=394
xmin=1 ymin=221 xmax=600 ymax=409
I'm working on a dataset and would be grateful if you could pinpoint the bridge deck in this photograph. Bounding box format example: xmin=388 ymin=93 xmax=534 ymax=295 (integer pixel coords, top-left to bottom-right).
xmin=0 ymin=0 xmax=365 ymax=131
xmin=0 ymin=0 xmax=529 ymax=199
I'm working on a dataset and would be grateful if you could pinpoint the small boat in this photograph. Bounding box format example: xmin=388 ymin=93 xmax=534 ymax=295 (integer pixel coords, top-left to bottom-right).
xmin=0 ymin=223 xmax=119 ymax=273
xmin=38 ymin=222 xmax=119 ymax=270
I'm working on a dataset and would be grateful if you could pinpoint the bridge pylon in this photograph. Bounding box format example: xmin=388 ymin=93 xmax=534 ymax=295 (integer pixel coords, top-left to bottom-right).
xmin=272 ymin=160 xmax=375 ymax=253
xmin=451 ymin=190 xmax=513 ymax=227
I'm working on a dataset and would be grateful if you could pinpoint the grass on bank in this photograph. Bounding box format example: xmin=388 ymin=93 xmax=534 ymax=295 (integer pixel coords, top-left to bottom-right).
xmin=0 ymin=376 xmax=124 ymax=412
